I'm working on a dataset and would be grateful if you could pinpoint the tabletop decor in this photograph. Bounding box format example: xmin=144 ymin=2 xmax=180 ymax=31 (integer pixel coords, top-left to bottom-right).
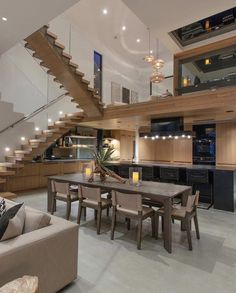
xmin=129 ymin=167 xmax=142 ymax=186
xmin=88 ymin=147 xmax=126 ymax=183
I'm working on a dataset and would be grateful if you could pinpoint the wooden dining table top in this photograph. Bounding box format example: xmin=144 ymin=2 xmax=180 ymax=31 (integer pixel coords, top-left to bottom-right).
xmin=48 ymin=173 xmax=191 ymax=201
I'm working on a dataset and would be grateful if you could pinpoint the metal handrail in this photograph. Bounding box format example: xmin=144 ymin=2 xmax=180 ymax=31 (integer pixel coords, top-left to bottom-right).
xmin=0 ymin=93 xmax=67 ymax=135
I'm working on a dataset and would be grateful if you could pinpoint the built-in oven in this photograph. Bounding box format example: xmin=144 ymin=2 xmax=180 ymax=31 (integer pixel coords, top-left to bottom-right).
xmin=193 ymin=124 xmax=216 ymax=165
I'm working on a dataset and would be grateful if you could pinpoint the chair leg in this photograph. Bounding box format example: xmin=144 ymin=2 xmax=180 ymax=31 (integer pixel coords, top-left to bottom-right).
xmin=194 ymin=214 xmax=200 ymax=240
xmin=137 ymin=217 xmax=143 ymax=250
xmin=156 ymin=214 xmax=159 ymax=239
xmin=161 ymin=216 xmax=164 ymax=232
xmin=151 ymin=215 xmax=156 ymax=238
xmin=127 ymin=218 xmax=131 ymax=230
xmin=186 ymin=219 xmax=193 ymax=250
xmin=94 ymin=210 xmax=98 ymax=221
xmin=111 ymin=207 xmax=116 ymax=240
xmin=66 ymin=201 xmax=71 ymax=220
xmin=51 ymin=196 xmax=56 ymax=215
xmin=97 ymin=205 xmax=102 ymax=235
xmin=77 ymin=203 xmax=83 ymax=225
xmin=83 ymin=207 xmax=87 ymax=220
xmin=106 ymin=206 xmax=110 ymax=217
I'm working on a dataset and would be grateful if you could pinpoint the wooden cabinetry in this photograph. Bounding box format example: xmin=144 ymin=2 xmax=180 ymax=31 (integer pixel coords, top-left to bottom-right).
xmin=216 ymin=122 xmax=236 ymax=165
xmin=119 ymin=131 xmax=135 ymax=161
xmin=6 ymin=160 xmax=91 ymax=192
xmin=139 ymin=137 xmax=192 ymax=163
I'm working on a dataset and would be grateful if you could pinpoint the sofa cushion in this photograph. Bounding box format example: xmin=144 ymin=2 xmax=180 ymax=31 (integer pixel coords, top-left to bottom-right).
xmin=0 ymin=275 xmax=38 ymax=293
xmin=0 ymin=198 xmax=6 ymax=218
xmin=0 ymin=203 xmax=25 ymax=241
xmin=24 ymin=210 xmax=51 ymax=234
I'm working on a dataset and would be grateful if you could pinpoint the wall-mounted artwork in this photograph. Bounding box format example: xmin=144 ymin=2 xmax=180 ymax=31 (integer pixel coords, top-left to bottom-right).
xmin=130 ymin=90 xmax=138 ymax=104
xmin=111 ymin=82 xmax=121 ymax=103
xmin=122 ymin=87 xmax=130 ymax=104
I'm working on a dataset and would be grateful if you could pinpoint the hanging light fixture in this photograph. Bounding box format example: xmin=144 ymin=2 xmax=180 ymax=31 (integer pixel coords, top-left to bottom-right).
xmin=150 ymin=38 xmax=165 ymax=83
xmin=150 ymin=69 xmax=165 ymax=83
xmin=143 ymin=28 xmax=154 ymax=63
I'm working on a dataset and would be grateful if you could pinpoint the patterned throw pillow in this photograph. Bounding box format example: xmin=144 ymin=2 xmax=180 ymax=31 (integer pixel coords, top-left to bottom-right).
xmin=0 ymin=203 xmax=24 ymax=241
xmin=0 ymin=198 xmax=6 ymax=218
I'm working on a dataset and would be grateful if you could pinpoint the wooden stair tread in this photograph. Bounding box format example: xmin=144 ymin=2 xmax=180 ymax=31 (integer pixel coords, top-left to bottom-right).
xmin=46 ymin=30 xmax=58 ymax=40
xmin=62 ymin=52 xmax=72 ymax=59
xmin=54 ymin=41 xmax=65 ymax=50
xmin=75 ymin=70 xmax=84 ymax=77
xmin=69 ymin=61 xmax=78 ymax=68
xmin=0 ymin=192 xmax=17 ymax=199
xmin=0 ymin=170 xmax=15 ymax=176
xmin=0 ymin=178 xmax=7 ymax=184
xmin=82 ymin=79 xmax=90 ymax=85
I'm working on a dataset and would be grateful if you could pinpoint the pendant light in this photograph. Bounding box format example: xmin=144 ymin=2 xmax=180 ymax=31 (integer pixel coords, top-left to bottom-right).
xmin=150 ymin=39 xmax=165 ymax=83
xmin=143 ymin=28 xmax=154 ymax=63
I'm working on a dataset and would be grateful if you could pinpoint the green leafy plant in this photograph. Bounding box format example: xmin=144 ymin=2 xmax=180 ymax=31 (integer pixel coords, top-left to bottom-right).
xmin=89 ymin=147 xmax=126 ymax=183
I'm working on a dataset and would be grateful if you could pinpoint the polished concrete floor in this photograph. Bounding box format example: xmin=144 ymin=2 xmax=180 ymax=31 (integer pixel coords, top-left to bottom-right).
xmin=16 ymin=189 xmax=236 ymax=293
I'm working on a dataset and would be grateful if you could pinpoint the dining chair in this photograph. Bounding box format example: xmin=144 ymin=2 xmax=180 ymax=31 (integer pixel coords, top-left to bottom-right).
xmin=77 ymin=185 xmax=111 ymax=234
xmin=111 ymin=190 xmax=156 ymax=250
xmin=51 ymin=180 xmax=79 ymax=220
xmin=156 ymin=191 xmax=200 ymax=250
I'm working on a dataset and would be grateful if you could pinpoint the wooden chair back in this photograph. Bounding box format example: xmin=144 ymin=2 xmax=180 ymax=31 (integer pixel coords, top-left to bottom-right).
xmin=79 ymin=185 xmax=101 ymax=202
xmin=52 ymin=181 xmax=69 ymax=195
xmin=112 ymin=191 xmax=143 ymax=212
xmin=186 ymin=190 xmax=200 ymax=213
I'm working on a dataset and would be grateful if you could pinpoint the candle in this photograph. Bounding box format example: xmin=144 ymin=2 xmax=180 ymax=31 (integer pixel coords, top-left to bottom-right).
xmin=85 ymin=167 xmax=92 ymax=177
xmin=132 ymin=172 xmax=139 ymax=183
xmin=183 ymin=77 xmax=188 ymax=87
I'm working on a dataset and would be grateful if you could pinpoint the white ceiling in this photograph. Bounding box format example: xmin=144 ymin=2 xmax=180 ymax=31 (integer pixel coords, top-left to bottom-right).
xmin=122 ymin=0 xmax=236 ymax=52
xmin=63 ymin=0 xmax=173 ymax=71
xmin=0 ymin=0 xmax=80 ymax=55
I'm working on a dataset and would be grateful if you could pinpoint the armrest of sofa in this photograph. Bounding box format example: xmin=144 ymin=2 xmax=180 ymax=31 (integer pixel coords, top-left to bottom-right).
xmin=0 ymin=212 xmax=79 ymax=293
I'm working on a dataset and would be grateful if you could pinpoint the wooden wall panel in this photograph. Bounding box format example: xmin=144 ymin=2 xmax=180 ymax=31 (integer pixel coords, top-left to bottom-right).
xmin=120 ymin=131 xmax=134 ymax=161
xmin=139 ymin=140 xmax=155 ymax=161
xmin=216 ymin=122 xmax=236 ymax=165
xmin=173 ymin=138 xmax=192 ymax=163
xmin=155 ymin=140 xmax=173 ymax=162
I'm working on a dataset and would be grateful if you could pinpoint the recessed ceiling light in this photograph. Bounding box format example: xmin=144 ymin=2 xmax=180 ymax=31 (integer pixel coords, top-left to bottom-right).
xmin=122 ymin=26 xmax=126 ymax=31
xmin=21 ymin=137 xmax=26 ymax=141
xmin=102 ymin=8 xmax=108 ymax=15
xmin=2 ymin=17 xmax=7 ymax=22
xmin=48 ymin=118 xmax=52 ymax=123
xmin=59 ymin=111 xmax=63 ymax=115
xmin=35 ymin=127 xmax=40 ymax=131
xmin=5 ymin=147 xmax=10 ymax=152
xmin=150 ymin=50 xmax=153 ymax=54
xmin=136 ymin=38 xmax=141 ymax=43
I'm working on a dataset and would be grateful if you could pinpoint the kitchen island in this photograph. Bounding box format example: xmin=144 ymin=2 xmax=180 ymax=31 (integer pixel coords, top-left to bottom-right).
xmin=106 ymin=161 xmax=236 ymax=212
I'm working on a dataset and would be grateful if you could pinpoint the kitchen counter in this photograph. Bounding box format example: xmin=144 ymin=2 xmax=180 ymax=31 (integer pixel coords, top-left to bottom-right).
xmin=107 ymin=161 xmax=236 ymax=171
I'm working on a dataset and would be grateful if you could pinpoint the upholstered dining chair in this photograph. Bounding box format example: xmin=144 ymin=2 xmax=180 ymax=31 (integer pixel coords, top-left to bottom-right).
xmin=77 ymin=185 xmax=112 ymax=234
xmin=51 ymin=180 xmax=79 ymax=220
xmin=111 ymin=190 xmax=156 ymax=250
xmin=156 ymin=191 xmax=200 ymax=250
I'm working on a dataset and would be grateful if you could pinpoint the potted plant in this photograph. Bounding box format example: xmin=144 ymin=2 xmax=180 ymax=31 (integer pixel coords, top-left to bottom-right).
xmin=88 ymin=147 xmax=126 ymax=183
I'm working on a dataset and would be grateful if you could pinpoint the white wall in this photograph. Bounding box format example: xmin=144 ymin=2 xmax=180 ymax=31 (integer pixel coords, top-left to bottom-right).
xmin=50 ymin=15 xmax=150 ymax=105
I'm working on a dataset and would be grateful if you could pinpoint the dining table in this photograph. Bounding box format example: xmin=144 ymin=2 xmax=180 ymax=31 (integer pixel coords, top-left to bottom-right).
xmin=47 ymin=173 xmax=192 ymax=253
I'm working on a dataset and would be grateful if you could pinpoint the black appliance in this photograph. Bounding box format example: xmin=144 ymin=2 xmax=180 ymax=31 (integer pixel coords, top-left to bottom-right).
xmin=193 ymin=124 xmax=216 ymax=165
xmin=151 ymin=117 xmax=183 ymax=133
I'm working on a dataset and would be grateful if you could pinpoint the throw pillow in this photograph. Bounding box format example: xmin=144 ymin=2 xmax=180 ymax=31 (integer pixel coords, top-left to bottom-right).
xmin=24 ymin=210 xmax=51 ymax=233
xmin=0 ymin=198 xmax=6 ymax=218
xmin=0 ymin=203 xmax=25 ymax=241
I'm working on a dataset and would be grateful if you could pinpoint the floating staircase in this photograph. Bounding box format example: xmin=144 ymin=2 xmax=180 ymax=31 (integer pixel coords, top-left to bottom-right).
xmin=24 ymin=25 xmax=104 ymax=118
xmin=0 ymin=111 xmax=85 ymax=191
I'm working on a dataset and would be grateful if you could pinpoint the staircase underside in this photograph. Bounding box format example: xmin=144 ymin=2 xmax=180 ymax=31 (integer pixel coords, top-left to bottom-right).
xmin=25 ymin=26 xmax=103 ymax=118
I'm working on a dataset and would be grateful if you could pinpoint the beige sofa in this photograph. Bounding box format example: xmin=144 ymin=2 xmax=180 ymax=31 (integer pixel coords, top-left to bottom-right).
xmin=0 ymin=201 xmax=79 ymax=293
